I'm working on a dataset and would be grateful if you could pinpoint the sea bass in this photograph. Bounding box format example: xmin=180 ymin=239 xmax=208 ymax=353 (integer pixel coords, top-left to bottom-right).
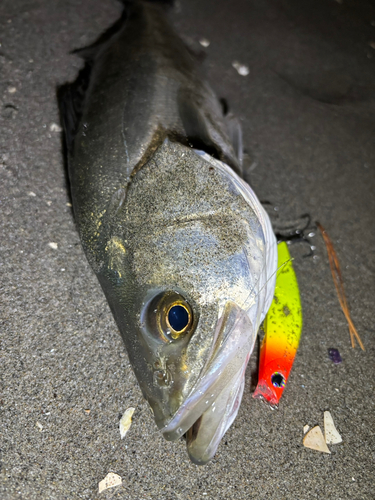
xmin=61 ymin=0 xmax=277 ymax=465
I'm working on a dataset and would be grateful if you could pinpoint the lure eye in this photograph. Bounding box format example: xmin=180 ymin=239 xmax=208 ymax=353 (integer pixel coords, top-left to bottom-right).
xmin=167 ymin=304 xmax=190 ymax=335
xmin=271 ymin=372 xmax=286 ymax=388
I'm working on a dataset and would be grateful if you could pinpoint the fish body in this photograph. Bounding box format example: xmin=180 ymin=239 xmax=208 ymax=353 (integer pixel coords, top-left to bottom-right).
xmin=62 ymin=0 xmax=277 ymax=464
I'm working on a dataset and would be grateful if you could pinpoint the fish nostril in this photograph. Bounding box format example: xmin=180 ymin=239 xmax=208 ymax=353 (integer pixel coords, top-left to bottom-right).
xmin=167 ymin=305 xmax=189 ymax=332
xmin=153 ymin=369 xmax=172 ymax=387
xmin=271 ymin=372 xmax=286 ymax=388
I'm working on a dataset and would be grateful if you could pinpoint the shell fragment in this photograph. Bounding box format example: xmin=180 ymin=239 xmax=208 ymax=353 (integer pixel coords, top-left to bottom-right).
xmin=232 ymin=61 xmax=250 ymax=76
xmin=98 ymin=473 xmax=122 ymax=493
xmin=324 ymin=411 xmax=342 ymax=444
xmin=119 ymin=407 xmax=135 ymax=439
xmin=199 ymin=38 xmax=210 ymax=47
xmin=303 ymin=425 xmax=331 ymax=454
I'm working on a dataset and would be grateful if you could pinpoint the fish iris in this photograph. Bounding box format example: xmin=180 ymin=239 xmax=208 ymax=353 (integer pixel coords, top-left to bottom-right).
xmin=167 ymin=304 xmax=189 ymax=333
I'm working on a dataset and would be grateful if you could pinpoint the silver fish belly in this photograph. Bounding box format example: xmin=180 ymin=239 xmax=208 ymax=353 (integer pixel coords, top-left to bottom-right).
xmin=61 ymin=1 xmax=277 ymax=465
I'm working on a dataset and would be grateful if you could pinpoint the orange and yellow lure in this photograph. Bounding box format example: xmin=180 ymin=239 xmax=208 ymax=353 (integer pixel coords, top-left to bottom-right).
xmin=253 ymin=242 xmax=302 ymax=409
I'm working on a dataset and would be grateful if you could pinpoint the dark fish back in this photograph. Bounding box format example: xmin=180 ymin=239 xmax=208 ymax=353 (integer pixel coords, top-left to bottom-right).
xmin=61 ymin=0 xmax=240 ymax=270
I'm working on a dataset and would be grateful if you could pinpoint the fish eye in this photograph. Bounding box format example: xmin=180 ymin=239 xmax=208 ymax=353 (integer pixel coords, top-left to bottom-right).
xmin=142 ymin=291 xmax=195 ymax=343
xmin=166 ymin=303 xmax=191 ymax=337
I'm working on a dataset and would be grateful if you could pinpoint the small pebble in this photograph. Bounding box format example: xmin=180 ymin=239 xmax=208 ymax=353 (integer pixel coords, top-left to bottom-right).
xmin=369 ymin=41 xmax=375 ymax=50
xmin=28 ymin=191 xmax=36 ymax=197
xmin=328 ymin=348 xmax=342 ymax=364
xmin=7 ymin=86 xmax=17 ymax=94
xmin=36 ymin=421 xmax=43 ymax=431
xmin=48 ymin=242 xmax=58 ymax=250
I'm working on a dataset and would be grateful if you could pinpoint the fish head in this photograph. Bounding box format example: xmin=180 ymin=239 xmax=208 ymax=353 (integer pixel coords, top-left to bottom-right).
xmin=98 ymin=140 xmax=273 ymax=464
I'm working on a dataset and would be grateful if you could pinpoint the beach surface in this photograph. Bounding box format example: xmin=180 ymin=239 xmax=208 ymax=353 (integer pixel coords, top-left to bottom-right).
xmin=1 ymin=0 xmax=374 ymax=498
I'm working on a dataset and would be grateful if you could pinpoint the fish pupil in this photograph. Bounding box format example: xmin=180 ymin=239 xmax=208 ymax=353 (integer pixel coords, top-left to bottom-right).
xmin=168 ymin=305 xmax=189 ymax=332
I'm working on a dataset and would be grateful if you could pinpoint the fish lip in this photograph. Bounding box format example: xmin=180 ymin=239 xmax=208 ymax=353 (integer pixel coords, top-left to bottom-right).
xmin=160 ymin=304 xmax=255 ymax=461
xmin=184 ymin=366 xmax=246 ymax=465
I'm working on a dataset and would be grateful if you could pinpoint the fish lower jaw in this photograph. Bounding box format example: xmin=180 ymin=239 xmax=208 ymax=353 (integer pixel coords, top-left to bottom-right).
xmin=187 ymin=376 xmax=245 ymax=465
xmin=162 ymin=370 xmax=246 ymax=465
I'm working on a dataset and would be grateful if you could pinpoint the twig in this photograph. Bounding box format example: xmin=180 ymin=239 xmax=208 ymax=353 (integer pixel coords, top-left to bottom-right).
xmin=316 ymin=222 xmax=364 ymax=350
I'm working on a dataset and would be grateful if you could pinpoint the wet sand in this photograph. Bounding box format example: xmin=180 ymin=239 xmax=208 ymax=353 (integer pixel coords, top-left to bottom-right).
xmin=1 ymin=0 xmax=374 ymax=498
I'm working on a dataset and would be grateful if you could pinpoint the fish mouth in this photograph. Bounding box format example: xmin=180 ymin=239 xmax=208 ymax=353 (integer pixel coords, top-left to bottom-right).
xmin=161 ymin=303 xmax=256 ymax=465
xmin=184 ymin=365 xmax=246 ymax=465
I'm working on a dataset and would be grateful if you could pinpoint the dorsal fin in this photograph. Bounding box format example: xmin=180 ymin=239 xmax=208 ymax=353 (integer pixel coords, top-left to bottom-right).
xmin=224 ymin=113 xmax=243 ymax=168
xmin=177 ymin=88 xmax=242 ymax=175
xmin=58 ymin=61 xmax=93 ymax=156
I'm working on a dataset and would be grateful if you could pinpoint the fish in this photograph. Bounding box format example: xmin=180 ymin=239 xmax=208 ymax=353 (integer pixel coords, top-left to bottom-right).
xmin=60 ymin=0 xmax=278 ymax=465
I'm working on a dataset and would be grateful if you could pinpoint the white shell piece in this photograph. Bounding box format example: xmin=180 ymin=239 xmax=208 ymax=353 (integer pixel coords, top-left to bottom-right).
xmin=119 ymin=407 xmax=135 ymax=439
xmin=324 ymin=411 xmax=342 ymax=444
xmin=50 ymin=123 xmax=62 ymax=132
xmin=303 ymin=426 xmax=331 ymax=454
xmin=303 ymin=425 xmax=310 ymax=434
xmin=98 ymin=472 xmax=122 ymax=493
xmin=199 ymin=38 xmax=210 ymax=47
xmin=232 ymin=61 xmax=250 ymax=76
xmin=36 ymin=421 xmax=43 ymax=431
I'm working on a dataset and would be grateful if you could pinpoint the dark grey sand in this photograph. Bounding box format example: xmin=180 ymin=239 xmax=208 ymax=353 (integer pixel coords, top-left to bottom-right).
xmin=1 ymin=0 xmax=374 ymax=498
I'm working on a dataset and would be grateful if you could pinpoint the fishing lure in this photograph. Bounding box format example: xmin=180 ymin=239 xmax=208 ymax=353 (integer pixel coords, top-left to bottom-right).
xmin=253 ymin=242 xmax=302 ymax=408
